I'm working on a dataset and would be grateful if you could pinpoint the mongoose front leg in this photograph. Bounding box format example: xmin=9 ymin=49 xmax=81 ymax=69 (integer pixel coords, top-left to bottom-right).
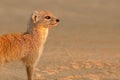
xmin=26 ymin=65 xmax=34 ymax=80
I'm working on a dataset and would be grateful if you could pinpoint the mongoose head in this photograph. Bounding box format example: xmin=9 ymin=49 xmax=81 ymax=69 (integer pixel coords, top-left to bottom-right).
xmin=31 ymin=10 xmax=60 ymax=28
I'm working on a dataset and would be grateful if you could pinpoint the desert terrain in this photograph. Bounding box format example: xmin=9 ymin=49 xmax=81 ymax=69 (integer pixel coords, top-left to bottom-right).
xmin=0 ymin=0 xmax=120 ymax=80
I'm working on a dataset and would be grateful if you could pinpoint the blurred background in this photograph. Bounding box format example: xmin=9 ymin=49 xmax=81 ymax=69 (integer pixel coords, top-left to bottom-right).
xmin=0 ymin=0 xmax=120 ymax=80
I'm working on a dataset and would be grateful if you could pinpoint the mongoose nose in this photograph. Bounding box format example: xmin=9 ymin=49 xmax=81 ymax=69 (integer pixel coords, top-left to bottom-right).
xmin=56 ymin=19 xmax=60 ymax=22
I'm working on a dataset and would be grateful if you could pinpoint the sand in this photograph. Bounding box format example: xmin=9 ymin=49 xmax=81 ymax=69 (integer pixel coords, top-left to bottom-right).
xmin=0 ymin=0 xmax=120 ymax=80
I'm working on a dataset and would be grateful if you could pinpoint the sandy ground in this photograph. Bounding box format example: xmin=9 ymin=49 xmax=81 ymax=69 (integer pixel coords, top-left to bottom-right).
xmin=0 ymin=0 xmax=120 ymax=80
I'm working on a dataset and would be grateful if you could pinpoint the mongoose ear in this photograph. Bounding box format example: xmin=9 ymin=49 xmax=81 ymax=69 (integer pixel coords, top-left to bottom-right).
xmin=32 ymin=11 xmax=39 ymax=23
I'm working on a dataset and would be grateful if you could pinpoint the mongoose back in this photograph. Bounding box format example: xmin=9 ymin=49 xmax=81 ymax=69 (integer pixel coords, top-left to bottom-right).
xmin=0 ymin=10 xmax=60 ymax=80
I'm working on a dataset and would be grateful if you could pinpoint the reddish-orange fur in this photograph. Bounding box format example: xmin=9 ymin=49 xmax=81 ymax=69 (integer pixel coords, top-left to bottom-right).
xmin=0 ymin=10 xmax=59 ymax=80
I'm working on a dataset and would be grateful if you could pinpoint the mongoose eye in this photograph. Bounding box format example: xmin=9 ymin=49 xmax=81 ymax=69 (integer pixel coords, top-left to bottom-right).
xmin=45 ymin=16 xmax=51 ymax=19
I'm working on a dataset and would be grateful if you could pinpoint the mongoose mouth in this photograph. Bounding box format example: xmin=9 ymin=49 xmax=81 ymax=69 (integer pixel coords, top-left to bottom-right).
xmin=49 ymin=19 xmax=60 ymax=27
xmin=50 ymin=23 xmax=58 ymax=25
xmin=48 ymin=23 xmax=58 ymax=28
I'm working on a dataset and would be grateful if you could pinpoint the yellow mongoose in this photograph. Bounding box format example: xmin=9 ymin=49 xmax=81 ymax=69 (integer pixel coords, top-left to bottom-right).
xmin=0 ymin=10 xmax=59 ymax=80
